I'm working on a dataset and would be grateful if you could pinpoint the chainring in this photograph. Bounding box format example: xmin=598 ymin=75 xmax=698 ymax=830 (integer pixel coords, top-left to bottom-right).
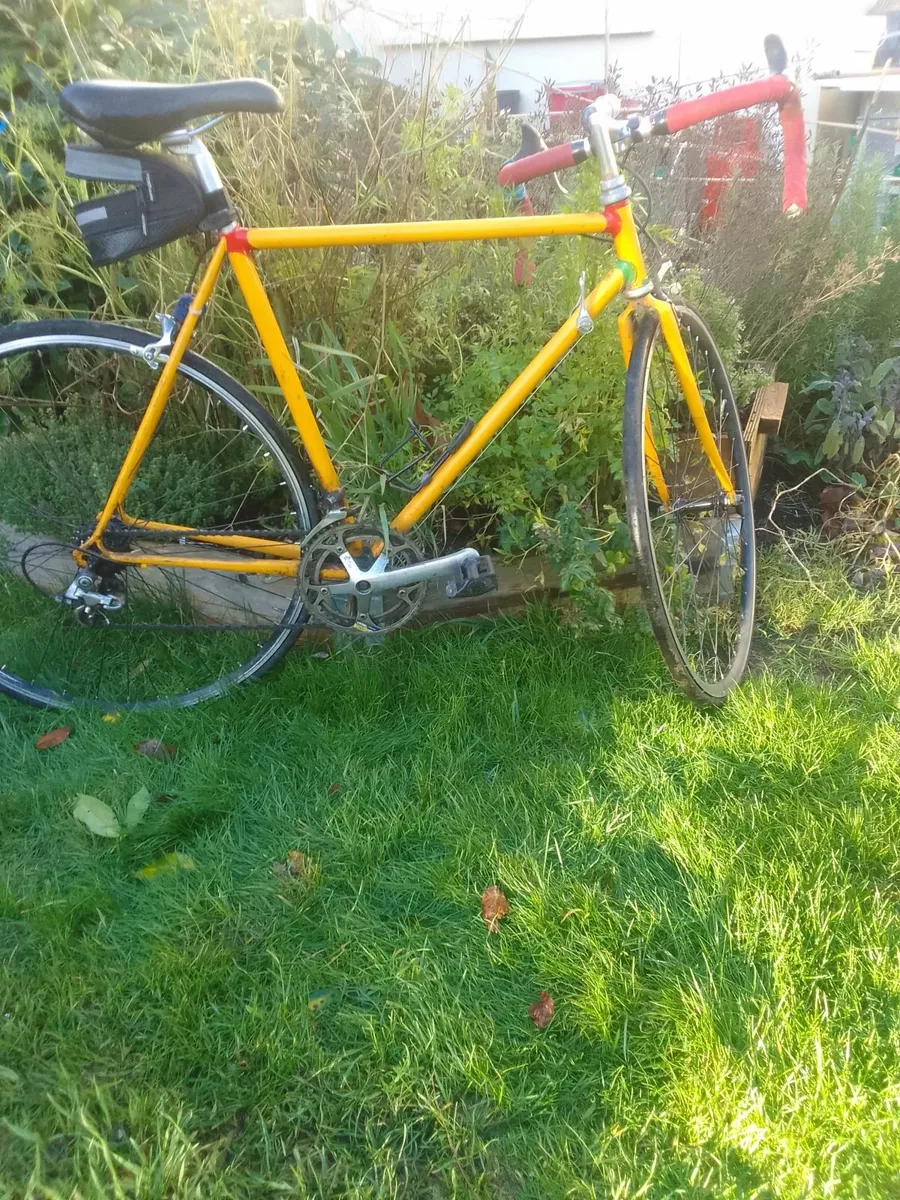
xmin=298 ymin=523 xmax=426 ymax=634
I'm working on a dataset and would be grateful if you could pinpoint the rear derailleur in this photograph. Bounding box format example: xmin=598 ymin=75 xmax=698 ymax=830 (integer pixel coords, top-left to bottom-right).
xmin=59 ymin=522 xmax=131 ymax=626
xmin=60 ymin=568 xmax=125 ymax=627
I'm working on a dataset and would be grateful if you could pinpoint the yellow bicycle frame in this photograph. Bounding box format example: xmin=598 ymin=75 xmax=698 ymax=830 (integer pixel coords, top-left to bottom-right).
xmin=81 ymin=198 xmax=735 ymax=576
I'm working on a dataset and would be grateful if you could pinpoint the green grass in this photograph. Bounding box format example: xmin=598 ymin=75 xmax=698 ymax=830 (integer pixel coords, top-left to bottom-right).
xmin=2 ymin=545 xmax=900 ymax=1198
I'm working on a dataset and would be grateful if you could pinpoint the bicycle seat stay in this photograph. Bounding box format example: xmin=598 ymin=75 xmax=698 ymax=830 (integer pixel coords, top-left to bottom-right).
xmin=60 ymin=78 xmax=282 ymax=148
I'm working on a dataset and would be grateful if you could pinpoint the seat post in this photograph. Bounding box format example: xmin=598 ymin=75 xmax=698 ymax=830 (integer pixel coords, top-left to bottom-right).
xmin=162 ymin=131 xmax=237 ymax=230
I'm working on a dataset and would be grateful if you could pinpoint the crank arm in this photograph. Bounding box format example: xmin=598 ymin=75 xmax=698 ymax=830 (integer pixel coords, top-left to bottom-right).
xmin=325 ymin=547 xmax=480 ymax=597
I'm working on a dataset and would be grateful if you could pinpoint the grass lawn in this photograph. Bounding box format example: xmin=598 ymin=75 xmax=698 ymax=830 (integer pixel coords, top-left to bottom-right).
xmin=2 ymin=546 xmax=900 ymax=1198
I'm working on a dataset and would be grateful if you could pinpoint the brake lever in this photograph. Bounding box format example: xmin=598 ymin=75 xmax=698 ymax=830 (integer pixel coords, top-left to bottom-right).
xmin=516 ymin=120 xmax=570 ymax=195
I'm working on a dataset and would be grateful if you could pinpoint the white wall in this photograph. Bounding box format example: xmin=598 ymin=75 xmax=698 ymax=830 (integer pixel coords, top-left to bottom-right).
xmin=341 ymin=0 xmax=885 ymax=107
xmin=379 ymin=34 xmax=660 ymax=114
xmin=654 ymin=0 xmax=877 ymax=87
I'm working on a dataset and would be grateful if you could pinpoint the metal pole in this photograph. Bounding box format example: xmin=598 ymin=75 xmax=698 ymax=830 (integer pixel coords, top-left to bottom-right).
xmin=604 ymin=0 xmax=610 ymax=82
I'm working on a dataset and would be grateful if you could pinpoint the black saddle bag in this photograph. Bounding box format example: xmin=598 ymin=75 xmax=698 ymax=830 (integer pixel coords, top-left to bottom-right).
xmin=66 ymin=144 xmax=206 ymax=267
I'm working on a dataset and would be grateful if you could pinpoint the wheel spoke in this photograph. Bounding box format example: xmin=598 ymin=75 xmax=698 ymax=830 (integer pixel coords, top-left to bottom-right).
xmin=0 ymin=328 xmax=316 ymax=708
xmin=627 ymin=305 xmax=754 ymax=701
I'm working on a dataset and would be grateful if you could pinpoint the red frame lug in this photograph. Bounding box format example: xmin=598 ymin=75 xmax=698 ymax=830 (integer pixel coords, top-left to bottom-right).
xmin=602 ymin=204 xmax=624 ymax=237
xmin=223 ymin=227 xmax=251 ymax=254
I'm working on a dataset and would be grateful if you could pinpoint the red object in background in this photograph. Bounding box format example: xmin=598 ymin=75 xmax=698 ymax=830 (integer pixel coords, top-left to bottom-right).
xmin=699 ymin=115 xmax=762 ymax=231
xmin=547 ymin=83 xmax=607 ymax=123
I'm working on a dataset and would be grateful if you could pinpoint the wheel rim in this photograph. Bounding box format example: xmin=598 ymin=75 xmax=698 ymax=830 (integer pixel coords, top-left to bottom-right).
xmin=638 ymin=311 xmax=754 ymax=695
xmin=0 ymin=331 xmax=312 ymax=708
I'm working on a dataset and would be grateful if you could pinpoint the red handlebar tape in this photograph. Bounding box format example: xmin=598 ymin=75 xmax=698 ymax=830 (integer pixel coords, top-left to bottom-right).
xmin=497 ymin=139 xmax=589 ymax=187
xmin=659 ymin=75 xmax=807 ymax=213
xmin=496 ymin=75 xmax=807 ymax=215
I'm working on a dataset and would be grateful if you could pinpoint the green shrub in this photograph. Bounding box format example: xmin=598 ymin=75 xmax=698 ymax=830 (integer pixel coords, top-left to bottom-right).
xmin=425 ymin=319 xmax=626 ymax=547
xmin=0 ymin=412 xmax=251 ymax=535
xmin=794 ymin=336 xmax=900 ymax=473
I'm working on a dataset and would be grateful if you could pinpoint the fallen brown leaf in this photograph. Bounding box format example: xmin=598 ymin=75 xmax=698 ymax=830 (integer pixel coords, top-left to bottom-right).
xmin=273 ymin=850 xmax=317 ymax=884
xmin=35 ymin=726 xmax=72 ymax=751
xmin=286 ymin=850 xmax=310 ymax=877
xmin=327 ymin=782 xmax=341 ymax=796
xmin=529 ymin=991 xmax=555 ymax=1029
xmin=134 ymin=740 xmax=177 ymax=761
xmin=480 ymin=885 xmax=509 ymax=933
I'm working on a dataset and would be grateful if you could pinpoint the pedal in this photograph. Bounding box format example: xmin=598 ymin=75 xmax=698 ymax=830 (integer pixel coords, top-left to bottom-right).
xmin=445 ymin=553 xmax=498 ymax=600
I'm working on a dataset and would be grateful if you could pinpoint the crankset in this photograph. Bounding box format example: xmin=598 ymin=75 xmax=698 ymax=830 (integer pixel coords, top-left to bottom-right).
xmin=298 ymin=524 xmax=426 ymax=634
xmin=298 ymin=523 xmax=494 ymax=635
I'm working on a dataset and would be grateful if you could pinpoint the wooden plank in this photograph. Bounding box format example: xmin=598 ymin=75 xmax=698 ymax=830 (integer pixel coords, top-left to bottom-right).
xmin=747 ymin=430 xmax=768 ymax=499
xmin=743 ymin=398 xmax=762 ymax=450
xmin=410 ymin=558 xmax=642 ymax=627
xmin=757 ymin=381 xmax=789 ymax=433
xmin=744 ymin=380 xmax=788 ymax=498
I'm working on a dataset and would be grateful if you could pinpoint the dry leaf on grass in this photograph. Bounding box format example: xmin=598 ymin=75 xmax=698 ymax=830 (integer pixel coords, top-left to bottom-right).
xmin=480 ymin=885 xmax=509 ymax=932
xmin=529 ymin=991 xmax=555 ymax=1029
xmin=307 ymin=988 xmax=332 ymax=1012
xmin=35 ymin=726 xmax=72 ymax=751
xmin=135 ymin=851 xmax=195 ymax=880
xmin=287 ymin=850 xmax=310 ymax=876
xmin=327 ymin=782 xmax=341 ymax=796
xmin=273 ymin=850 xmax=317 ymax=883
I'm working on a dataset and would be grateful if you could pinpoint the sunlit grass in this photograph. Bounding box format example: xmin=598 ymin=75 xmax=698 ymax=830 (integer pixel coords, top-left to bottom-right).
xmin=2 ymin=544 xmax=900 ymax=1197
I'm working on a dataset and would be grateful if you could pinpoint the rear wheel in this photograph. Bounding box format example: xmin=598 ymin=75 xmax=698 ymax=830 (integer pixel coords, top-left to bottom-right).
xmin=0 ymin=320 xmax=319 ymax=710
xmin=623 ymin=300 xmax=756 ymax=704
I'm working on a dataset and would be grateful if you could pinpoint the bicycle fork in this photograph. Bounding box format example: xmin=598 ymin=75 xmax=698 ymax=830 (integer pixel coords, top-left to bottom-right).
xmin=617 ymin=298 xmax=737 ymax=510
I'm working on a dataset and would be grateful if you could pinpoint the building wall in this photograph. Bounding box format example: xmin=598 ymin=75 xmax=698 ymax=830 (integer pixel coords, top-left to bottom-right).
xmin=379 ymin=34 xmax=662 ymax=116
xmin=340 ymin=0 xmax=884 ymax=110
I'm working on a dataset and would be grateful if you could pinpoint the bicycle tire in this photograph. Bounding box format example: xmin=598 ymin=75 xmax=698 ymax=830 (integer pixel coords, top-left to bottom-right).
xmin=0 ymin=319 xmax=319 ymax=711
xmin=623 ymin=300 xmax=756 ymax=704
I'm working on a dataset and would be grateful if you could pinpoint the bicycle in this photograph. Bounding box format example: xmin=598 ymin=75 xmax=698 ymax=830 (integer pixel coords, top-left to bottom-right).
xmin=0 ymin=40 xmax=807 ymax=711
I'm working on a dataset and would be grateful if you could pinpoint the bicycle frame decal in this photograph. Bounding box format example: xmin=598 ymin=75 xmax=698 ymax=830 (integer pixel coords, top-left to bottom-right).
xmin=84 ymin=199 xmax=734 ymax=575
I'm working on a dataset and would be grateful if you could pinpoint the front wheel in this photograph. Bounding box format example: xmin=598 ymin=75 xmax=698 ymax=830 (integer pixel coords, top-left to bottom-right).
xmin=0 ymin=320 xmax=319 ymax=710
xmin=623 ymin=300 xmax=756 ymax=704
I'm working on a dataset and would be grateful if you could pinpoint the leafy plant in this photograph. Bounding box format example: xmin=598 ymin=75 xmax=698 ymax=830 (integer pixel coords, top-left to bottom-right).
xmin=533 ymin=500 xmax=628 ymax=629
xmin=0 ymin=412 xmax=241 ymax=533
xmin=800 ymin=336 xmax=900 ymax=471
